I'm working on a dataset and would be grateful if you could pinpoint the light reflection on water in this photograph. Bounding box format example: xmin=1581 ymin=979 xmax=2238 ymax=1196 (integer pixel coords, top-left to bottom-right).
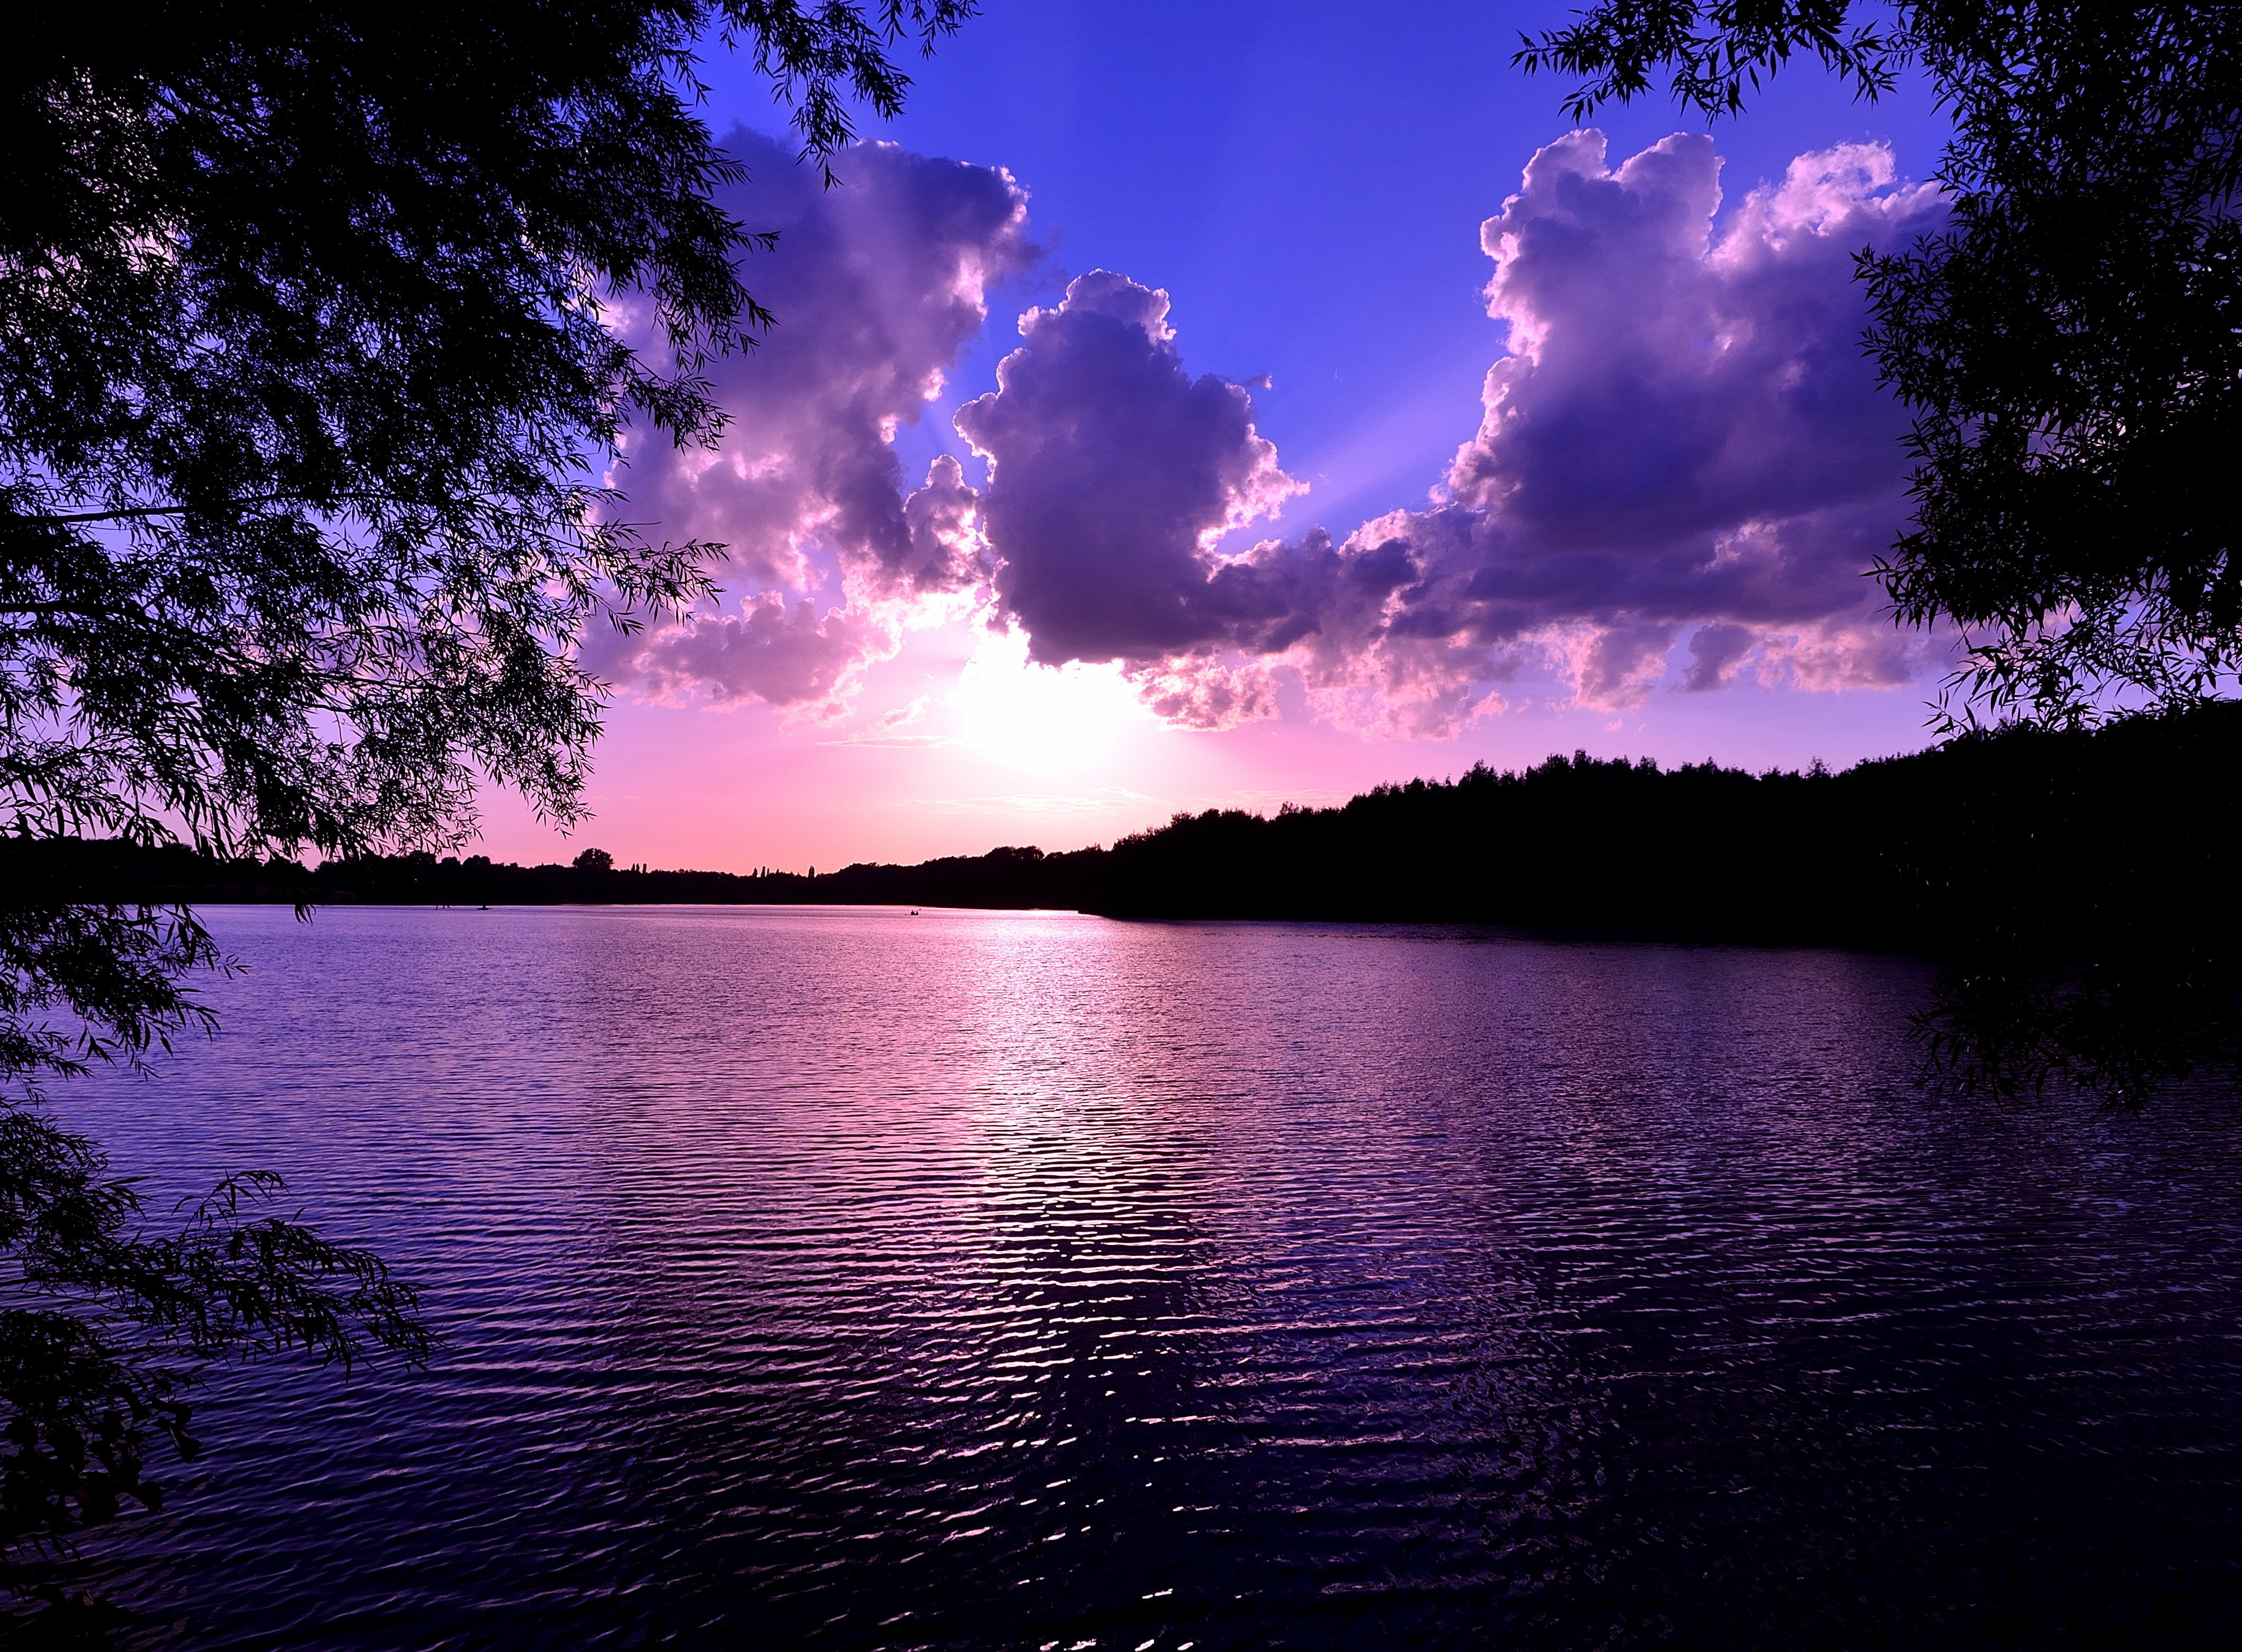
xmin=54 ymin=905 xmax=2242 ymax=1648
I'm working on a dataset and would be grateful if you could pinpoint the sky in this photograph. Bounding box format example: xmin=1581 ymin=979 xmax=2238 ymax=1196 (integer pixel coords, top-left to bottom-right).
xmin=474 ymin=0 xmax=1958 ymax=874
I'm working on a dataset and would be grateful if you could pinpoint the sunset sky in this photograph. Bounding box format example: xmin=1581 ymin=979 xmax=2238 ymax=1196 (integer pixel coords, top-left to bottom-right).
xmin=474 ymin=0 xmax=1956 ymax=874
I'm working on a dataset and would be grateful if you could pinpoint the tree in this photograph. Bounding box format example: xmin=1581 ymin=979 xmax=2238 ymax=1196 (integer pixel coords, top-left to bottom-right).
xmin=572 ymin=847 xmax=616 ymax=874
xmin=1518 ymin=2 xmax=2242 ymax=727
xmin=2 ymin=0 xmax=973 ymax=1612
xmin=1515 ymin=5 xmax=2242 ymax=1099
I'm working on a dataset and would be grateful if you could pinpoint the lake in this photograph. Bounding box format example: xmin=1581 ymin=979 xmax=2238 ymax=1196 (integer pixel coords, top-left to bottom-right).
xmin=52 ymin=905 xmax=2242 ymax=1648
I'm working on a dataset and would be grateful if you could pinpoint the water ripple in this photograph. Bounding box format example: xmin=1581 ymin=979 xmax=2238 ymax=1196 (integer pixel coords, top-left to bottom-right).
xmin=46 ymin=905 xmax=2242 ymax=1649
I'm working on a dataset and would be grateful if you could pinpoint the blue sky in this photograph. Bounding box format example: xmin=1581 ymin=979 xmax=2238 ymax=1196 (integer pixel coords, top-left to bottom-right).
xmin=858 ymin=0 xmax=1950 ymax=533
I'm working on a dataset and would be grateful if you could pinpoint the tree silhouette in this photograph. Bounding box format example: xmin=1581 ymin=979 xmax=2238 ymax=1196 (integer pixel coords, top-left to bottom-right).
xmin=1518 ymin=2 xmax=2242 ymax=726
xmin=2 ymin=0 xmax=974 ymax=1620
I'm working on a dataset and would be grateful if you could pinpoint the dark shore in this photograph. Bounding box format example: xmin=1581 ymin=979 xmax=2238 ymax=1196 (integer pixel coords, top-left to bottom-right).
xmin=14 ymin=702 xmax=2238 ymax=963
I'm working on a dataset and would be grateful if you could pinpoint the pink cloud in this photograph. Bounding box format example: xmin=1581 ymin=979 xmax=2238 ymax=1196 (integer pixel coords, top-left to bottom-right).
xmin=627 ymin=593 xmax=893 ymax=714
xmin=593 ymin=130 xmax=1036 ymax=707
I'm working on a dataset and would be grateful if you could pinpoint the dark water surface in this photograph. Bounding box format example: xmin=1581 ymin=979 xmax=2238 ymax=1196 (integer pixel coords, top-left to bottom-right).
xmin=53 ymin=906 xmax=2242 ymax=1649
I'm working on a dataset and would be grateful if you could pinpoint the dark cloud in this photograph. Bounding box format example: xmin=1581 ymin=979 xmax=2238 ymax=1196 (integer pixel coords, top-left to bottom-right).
xmin=1684 ymin=622 xmax=1759 ymax=692
xmin=953 ymin=133 xmax=1948 ymax=729
xmin=954 ymin=270 xmax=1300 ymax=663
xmin=1435 ymin=133 xmax=1938 ymax=633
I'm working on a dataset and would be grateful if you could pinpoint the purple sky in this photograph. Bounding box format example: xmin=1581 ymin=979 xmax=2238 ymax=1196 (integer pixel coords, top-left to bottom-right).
xmin=475 ymin=0 xmax=1958 ymax=872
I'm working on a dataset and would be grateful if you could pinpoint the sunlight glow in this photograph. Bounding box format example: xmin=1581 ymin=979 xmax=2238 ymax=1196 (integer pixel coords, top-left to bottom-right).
xmin=946 ymin=629 xmax=1151 ymax=773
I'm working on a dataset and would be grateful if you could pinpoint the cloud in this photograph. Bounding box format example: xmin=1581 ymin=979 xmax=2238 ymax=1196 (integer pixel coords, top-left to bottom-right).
xmin=899 ymin=453 xmax=989 ymax=594
xmin=1126 ymin=657 xmax=1282 ymax=729
xmin=820 ymin=694 xmax=959 ymax=746
xmin=1683 ymin=621 xmax=1759 ymax=691
xmin=626 ymin=592 xmax=894 ymax=714
xmin=595 ymin=127 xmax=1950 ymax=736
xmin=1428 ymin=133 xmax=1943 ymax=655
xmin=954 ymin=133 xmax=1948 ymax=731
xmin=593 ymin=129 xmax=1036 ymax=706
xmin=954 ymin=270 xmax=1302 ymax=663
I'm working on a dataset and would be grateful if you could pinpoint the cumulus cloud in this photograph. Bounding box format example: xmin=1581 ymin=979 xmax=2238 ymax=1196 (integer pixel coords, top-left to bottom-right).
xmin=594 ymin=127 xmax=1950 ymax=735
xmin=954 ymin=270 xmax=1302 ymax=662
xmin=951 ymin=132 xmax=1947 ymax=732
xmin=592 ymin=128 xmax=1035 ymax=708
xmin=627 ymin=592 xmax=894 ymax=714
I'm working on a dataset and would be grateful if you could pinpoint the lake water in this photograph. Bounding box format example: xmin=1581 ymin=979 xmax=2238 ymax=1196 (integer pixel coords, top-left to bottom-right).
xmin=49 ymin=905 xmax=2242 ymax=1648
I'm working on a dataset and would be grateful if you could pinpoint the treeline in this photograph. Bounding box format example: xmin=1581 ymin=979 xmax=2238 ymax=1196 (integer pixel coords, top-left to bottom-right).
xmin=0 ymin=837 xmax=1109 ymax=912
xmin=10 ymin=703 xmax=2239 ymax=962
xmin=1100 ymin=701 xmax=2239 ymax=959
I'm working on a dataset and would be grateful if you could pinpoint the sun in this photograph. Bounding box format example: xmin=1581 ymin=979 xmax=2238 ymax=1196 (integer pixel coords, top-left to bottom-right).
xmin=946 ymin=629 xmax=1149 ymax=773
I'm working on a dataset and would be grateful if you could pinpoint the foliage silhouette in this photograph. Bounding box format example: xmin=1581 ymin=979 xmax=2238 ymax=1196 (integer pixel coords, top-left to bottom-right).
xmin=0 ymin=897 xmax=428 ymax=1622
xmin=1517 ymin=2 xmax=2242 ymax=728
xmin=3 ymin=0 xmax=974 ymax=1628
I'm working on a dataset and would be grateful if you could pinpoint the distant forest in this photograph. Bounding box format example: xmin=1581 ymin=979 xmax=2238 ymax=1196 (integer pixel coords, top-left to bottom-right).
xmin=10 ymin=701 xmax=2236 ymax=962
